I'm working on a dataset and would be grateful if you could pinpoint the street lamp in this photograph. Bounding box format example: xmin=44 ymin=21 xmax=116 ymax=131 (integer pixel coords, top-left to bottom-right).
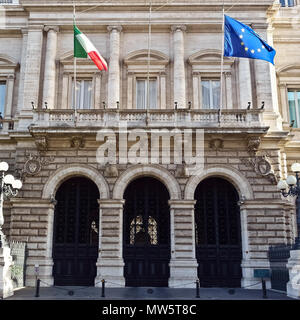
xmin=0 ymin=161 xmax=22 ymax=247
xmin=277 ymin=162 xmax=300 ymax=250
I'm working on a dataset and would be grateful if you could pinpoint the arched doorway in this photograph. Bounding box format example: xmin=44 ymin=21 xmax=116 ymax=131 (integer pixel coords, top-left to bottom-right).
xmin=52 ymin=177 xmax=100 ymax=286
xmin=194 ymin=177 xmax=242 ymax=287
xmin=123 ymin=177 xmax=170 ymax=287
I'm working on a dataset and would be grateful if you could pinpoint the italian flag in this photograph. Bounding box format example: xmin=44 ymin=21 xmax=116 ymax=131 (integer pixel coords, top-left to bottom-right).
xmin=74 ymin=25 xmax=108 ymax=71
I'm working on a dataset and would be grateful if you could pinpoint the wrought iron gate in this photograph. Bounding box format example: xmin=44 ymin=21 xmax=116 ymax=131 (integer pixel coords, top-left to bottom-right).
xmin=52 ymin=177 xmax=99 ymax=286
xmin=195 ymin=177 xmax=242 ymax=287
xmin=123 ymin=177 xmax=170 ymax=287
xmin=269 ymin=244 xmax=292 ymax=292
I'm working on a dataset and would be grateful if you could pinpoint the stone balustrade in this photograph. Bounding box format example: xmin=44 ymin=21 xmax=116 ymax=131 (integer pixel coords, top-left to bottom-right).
xmin=30 ymin=108 xmax=265 ymax=129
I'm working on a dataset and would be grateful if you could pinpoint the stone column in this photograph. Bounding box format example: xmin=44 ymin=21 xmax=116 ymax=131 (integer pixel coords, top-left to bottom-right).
xmin=42 ymin=26 xmax=59 ymax=109
xmin=9 ymin=198 xmax=55 ymax=287
xmin=4 ymin=74 xmax=15 ymax=118
xmin=225 ymin=72 xmax=233 ymax=109
xmin=18 ymin=25 xmax=43 ymax=130
xmin=168 ymin=200 xmax=198 ymax=288
xmin=127 ymin=72 xmax=133 ymax=109
xmin=95 ymin=199 xmax=125 ymax=287
xmin=107 ymin=26 xmax=122 ymax=109
xmin=279 ymin=83 xmax=289 ymax=125
xmin=21 ymin=25 xmax=43 ymax=112
xmin=192 ymin=72 xmax=199 ymax=110
xmin=238 ymin=58 xmax=252 ymax=109
xmin=94 ymin=73 xmax=102 ymax=109
xmin=253 ymin=24 xmax=282 ymax=130
xmin=160 ymin=72 xmax=167 ymax=109
xmin=17 ymin=28 xmax=28 ymax=116
xmin=172 ymin=25 xmax=186 ymax=109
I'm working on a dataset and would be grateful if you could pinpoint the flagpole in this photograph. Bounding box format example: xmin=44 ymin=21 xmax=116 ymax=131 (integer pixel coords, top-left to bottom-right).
xmin=219 ymin=2 xmax=225 ymax=124
xmin=73 ymin=1 xmax=77 ymax=125
xmin=147 ymin=0 xmax=152 ymax=110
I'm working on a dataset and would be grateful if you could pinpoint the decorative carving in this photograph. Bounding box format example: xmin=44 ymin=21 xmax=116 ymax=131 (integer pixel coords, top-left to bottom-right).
xmin=241 ymin=155 xmax=278 ymax=185
xmin=171 ymin=25 xmax=187 ymax=32
xmin=34 ymin=136 xmax=48 ymax=152
xmin=175 ymin=162 xmax=189 ymax=177
xmin=104 ymin=164 xmax=119 ymax=177
xmin=70 ymin=136 xmax=85 ymax=149
xmin=15 ymin=152 xmax=54 ymax=180
xmin=210 ymin=139 xmax=224 ymax=151
xmin=247 ymin=136 xmax=261 ymax=155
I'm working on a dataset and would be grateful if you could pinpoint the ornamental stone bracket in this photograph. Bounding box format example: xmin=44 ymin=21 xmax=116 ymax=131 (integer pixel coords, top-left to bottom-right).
xmin=15 ymin=151 xmax=54 ymax=180
xmin=244 ymin=136 xmax=279 ymax=184
xmin=34 ymin=135 xmax=48 ymax=152
xmin=70 ymin=136 xmax=85 ymax=149
xmin=209 ymin=138 xmax=224 ymax=151
xmin=247 ymin=136 xmax=261 ymax=155
xmin=241 ymin=155 xmax=278 ymax=185
xmin=104 ymin=164 xmax=119 ymax=178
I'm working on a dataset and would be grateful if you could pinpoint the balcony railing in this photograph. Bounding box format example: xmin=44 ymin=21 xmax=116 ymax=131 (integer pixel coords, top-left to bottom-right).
xmin=31 ymin=108 xmax=264 ymax=130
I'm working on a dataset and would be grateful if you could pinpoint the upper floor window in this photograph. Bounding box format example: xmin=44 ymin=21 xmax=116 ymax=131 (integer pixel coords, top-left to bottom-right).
xmin=136 ymin=78 xmax=157 ymax=109
xmin=288 ymin=89 xmax=300 ymax=128
xmin=202 ymin=79 xmax=220 ymax=109
xmin=0 ymin=81 xmax=6 ymax=118
xmin=0 ymin=0 xmax=18 ymax=4
xmin=280 ymin=0 xmax=295 ymax=7
xmin=124 ymin=50 xmax=169 ymax=110
xmin=72 ymin=79 xmax=93 ymax=109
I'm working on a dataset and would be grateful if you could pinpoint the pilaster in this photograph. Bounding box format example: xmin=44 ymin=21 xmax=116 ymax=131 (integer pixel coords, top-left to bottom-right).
xmin=95 ymin=199 xmax=125 ymax=287
xmin=107 ymin=26 xmax=122 ymax=109
xmin=42 ymin=26 xmax=59 ymax=109
xmin=172 ymin=25 xmax=186 ymax=109
xmin=168 ymin=200 xmax=198 ymax=288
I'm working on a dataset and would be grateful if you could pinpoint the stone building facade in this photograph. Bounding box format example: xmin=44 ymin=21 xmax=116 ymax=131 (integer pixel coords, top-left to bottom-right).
xmin=0 ymin=0 xmax=299 ymax=290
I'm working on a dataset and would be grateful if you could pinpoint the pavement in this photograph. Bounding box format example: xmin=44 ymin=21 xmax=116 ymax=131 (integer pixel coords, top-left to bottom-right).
xmin=5 ymin=286 xmax=295 ymax=300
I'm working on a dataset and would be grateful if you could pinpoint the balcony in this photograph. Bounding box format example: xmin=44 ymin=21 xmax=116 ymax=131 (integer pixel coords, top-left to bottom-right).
xmin=29 ymin=108 xmax=267 ymax=134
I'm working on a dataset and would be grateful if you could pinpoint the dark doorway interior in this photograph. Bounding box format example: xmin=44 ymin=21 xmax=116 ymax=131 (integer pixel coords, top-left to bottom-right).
xmin=195 ymin=177 xmax=242 ymax=287
xmin=123 ymin=177 xmax=171 ymax=287
xmin=52 ymin=177 xmax=99 ymax=286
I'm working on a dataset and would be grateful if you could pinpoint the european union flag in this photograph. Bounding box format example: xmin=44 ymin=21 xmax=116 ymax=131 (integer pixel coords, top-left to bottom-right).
xmin=224 ymin=15 xmax=276 ymax=65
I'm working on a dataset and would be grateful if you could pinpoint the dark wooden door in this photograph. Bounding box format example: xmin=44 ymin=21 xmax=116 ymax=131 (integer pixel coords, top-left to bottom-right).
xmin=195 ymin=177 xmax=242 ymax=287
xmin=123 ymin=177 xmax=170 ymax=287
xmin=52 ymin=177 xmax=99 ymax=286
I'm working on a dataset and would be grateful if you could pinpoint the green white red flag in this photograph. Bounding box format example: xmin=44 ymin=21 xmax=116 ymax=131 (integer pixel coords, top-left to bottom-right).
xmin=74 ymin=24 xmax=108 ymax=71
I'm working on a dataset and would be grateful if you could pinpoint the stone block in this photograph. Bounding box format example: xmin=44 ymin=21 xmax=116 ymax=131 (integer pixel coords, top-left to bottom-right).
xmin=30 ymin=222 xmax=47 ymax=229
xmin=20 ymin=229 xmax=38 ymax=236
xmin=21 ymin=215 xmax=40 ymax=222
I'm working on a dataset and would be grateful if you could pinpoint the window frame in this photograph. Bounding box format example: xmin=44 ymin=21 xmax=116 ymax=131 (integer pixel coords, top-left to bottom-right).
xmin=201 ymin=78 xmax=221 ymax=110
xmin=59 ymin=51 xmax=103 ymax=110
xmin=71 ymin=78 xmax=94 ymax=110
xmin=135 ymin=77 xmax=158 ymax=110
xmin=188 ymin=50 xmax=235 ymax=110
xmin=280 ymin=0 xmax=295 ymax=7
xmin=0 ymin=80 xmax=7 ymax=118
xmin=124 ymin=50 xmax=169 ymax=110
xmin=287 ymin=88 xmax=300 ymax=128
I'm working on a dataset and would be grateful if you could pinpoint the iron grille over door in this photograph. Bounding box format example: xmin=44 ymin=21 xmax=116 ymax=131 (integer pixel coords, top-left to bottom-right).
xmin=195 ymin=177 xmax=242 ymax=287
xmin=123 ymin=177 xmax=170 ymax=287
xmin=52 ymin=177 xmax=99 ymax=286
